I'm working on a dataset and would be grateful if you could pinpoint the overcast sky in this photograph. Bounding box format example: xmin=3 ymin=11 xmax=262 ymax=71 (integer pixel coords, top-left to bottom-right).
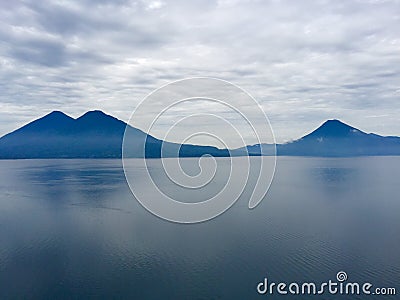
xmin=0 ymin=0 xmax=399 ymax=143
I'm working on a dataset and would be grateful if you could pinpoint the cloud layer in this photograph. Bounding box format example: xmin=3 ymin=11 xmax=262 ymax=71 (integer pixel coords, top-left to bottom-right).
xmin=0 ymin=0 xmax=399 ymax=143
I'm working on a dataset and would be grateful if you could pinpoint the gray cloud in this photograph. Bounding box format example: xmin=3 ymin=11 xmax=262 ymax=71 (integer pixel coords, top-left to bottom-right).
xmin=0 ymin=0 xmax=399 ymax=143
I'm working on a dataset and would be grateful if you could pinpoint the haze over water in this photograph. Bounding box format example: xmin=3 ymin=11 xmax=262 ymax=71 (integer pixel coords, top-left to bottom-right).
xmin=0 ymin=157 xmax=399 ymax=299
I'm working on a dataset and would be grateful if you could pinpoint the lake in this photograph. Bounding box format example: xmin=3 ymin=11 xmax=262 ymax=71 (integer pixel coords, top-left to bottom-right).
xmin=0 ymin=157 xmax=399 ymax=299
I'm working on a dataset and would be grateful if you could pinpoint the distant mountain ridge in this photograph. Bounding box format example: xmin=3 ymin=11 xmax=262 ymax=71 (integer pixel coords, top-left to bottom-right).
xmin=244 ymin=119 xmax=400 ymax=157
xmin=0 ymin=111 xmax=399 ymax=158
xmin=0 ymin=110 xmax=228 ymax=159
xmin=279 ymin=119 xmax=400 ymax=156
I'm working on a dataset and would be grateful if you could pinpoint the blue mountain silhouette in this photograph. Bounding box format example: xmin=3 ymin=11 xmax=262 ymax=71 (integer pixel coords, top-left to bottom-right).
xmin=0 ymin=112 xmax=399 ymax=158
xmin=276 ymin=119 xmax=400 ymax=156
xmin=234 ymin=119 xmax=400 ymax=156
xmin=0 ymin=110 xmax=228 ymax=158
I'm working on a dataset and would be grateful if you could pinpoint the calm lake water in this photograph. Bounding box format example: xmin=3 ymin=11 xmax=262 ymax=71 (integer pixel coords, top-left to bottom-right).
xmin=0 ymin=157 xmax=399 ymax=299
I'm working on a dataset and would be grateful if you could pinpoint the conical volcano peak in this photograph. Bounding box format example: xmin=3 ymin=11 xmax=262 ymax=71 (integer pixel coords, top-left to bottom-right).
xmin=306 ymin=119 xmax=364 ymax=138
xmin=12 ymin=110 xmax=75 ymax=134
xmin=77 ymin=110 xmax=108 ymax=119
xmin=323 ymin=119 xmax=345 ymax=125
xmin=43 ymin=110 xmax=73 ymax=120
xmin=321 ymin=119 xmax=351 ymax=128
xmin=76 ymin=110 xmax=121 ymax=124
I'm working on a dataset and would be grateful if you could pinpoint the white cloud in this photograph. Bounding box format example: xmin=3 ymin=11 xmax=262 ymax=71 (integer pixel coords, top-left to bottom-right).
xmin=0 ymin=0 xmax=399 ymax=143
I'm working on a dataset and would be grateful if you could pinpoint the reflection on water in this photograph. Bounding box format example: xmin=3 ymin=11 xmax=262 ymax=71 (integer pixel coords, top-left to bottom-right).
xmin=313 ymin=167 xmax=355 ymax=182
xmin=0 ymin=157 xmax=399 ymax=299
